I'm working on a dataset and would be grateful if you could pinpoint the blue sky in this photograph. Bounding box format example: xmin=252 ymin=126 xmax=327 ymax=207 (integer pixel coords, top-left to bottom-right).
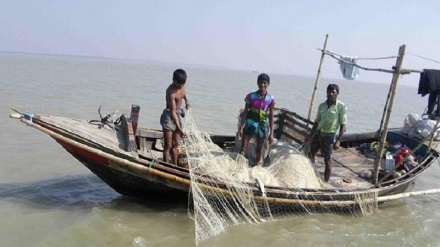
xmin=1 ymin=0 xmax=440 ymax=85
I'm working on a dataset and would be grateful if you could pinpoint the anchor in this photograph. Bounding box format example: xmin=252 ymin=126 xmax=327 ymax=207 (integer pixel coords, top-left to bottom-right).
xmin=89 ymin=105 xmax=119 ymax=129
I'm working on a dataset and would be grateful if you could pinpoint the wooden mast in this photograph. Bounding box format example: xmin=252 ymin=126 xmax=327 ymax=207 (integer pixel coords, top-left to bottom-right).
xmin=372 ymin=45 xmax=406 ymax=184
xmin=307 ymin=34 xmax=329 ymax=120
xmin=376 ymin=82 xmax=394 ymax=139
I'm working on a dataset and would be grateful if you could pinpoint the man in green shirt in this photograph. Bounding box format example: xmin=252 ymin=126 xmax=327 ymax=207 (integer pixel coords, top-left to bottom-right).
xmin=305 ymin=84 xmax=347 ymax=182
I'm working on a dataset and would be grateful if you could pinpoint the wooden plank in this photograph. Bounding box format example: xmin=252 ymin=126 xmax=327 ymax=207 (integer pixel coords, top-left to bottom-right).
xmin=282 ymin=128 xmax=309 ymax=141
xmin=130 ymin=105 xmax=140 ymax=135
xmin=120 ymin=114 xmax=135 ymax=152
xmin=311 ymin=146 xmax=375 ymax=188
xmin=283 ymin=121 xmax=311 ymax=134
xmin=286 ymin=111 xmax=314 ymax=125
xmin=274 ymin=112 xmax=285 ymax=139
xmin=279 ymin=131 xmax=304 ymax=144
xmin=331 ymin=148 xmax=375 ymax=180
xmin=137 ymin=128 xmax=163 ymax=138
xmin=284 ymin=113 xmax=311 ymax=127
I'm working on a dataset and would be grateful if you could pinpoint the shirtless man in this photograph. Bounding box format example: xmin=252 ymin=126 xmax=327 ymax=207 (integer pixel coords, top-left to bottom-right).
xmin=160 ymin=69 xmax=190 ymax=166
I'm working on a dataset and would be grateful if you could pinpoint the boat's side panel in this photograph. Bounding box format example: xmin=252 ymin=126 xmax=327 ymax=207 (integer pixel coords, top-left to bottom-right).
xmin=81 ymin=159 xmax=188 ymax=201
xmin=54 ymin=137 xmax=190 ymax=201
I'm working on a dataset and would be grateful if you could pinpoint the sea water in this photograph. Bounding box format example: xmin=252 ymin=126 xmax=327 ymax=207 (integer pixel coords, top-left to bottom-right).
xmin=1 ymin=53 xmax=440 ymax=247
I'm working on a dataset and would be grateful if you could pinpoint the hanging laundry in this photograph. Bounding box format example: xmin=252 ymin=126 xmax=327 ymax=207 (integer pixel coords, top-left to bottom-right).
xmin=418 ymin=69 xmax=440 ymax=96
xmin=339 ymin=56 xmax=359 ymax=80
xmin=418 ymin=69 xmax=440 ymax=117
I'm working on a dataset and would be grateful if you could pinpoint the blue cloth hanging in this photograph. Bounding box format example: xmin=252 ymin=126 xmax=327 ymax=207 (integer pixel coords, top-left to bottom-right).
xmin=339 ymin=56 xmax=359 ymax=80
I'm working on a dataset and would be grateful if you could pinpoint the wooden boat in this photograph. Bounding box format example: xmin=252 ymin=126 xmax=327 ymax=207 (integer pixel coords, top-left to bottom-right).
xmin=9 ymin=104 xmax=440 ymax=213
xmin=9 ymin=42 xmax=440 ymax=213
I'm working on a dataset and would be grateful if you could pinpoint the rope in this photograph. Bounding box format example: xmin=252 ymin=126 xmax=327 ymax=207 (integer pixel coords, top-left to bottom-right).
xmin=319 ymin=49 xmax=440 ymax=75
xmin=147 ymin=158 xmax=155 ymax=171
xmin=323 ymin=51 xmax=395 ymax=74
xmin=319 ymin=49 xmax=398 ymax=60
xmin=407 ymin=52 xmax=440 ymax=64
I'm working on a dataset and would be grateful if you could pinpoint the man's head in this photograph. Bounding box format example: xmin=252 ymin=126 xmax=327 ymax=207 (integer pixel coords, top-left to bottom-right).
xmin=327 ymin=84 xmax=339 ymax=93
xmin=257 ymin=73 xmax=270 ymax=84
xmin=173 ymin=69 xmax=187 ymax=86
xmin=257 ymin=73 xmax=270 ymax=93
xmin=326 ymin=84 xmax=339 ymax=103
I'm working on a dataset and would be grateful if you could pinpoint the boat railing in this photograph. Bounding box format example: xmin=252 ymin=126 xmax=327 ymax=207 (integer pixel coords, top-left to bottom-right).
xmin=274 ymin=108 xmax=314 ymax=145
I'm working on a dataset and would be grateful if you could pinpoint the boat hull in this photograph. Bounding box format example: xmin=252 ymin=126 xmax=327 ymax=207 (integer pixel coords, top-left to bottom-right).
xmin=55 ymin=138 xmax=190 ymax=201
xmin=13 ymin=108 xmax=440 ymax=213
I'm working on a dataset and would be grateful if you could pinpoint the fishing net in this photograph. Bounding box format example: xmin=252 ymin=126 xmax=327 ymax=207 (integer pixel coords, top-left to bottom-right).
xmin=181 ymin=109 xmax=378 ymax=245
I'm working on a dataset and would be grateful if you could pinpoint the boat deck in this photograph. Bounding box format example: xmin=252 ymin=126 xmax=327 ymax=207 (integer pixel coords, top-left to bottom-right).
xmin=315 ymin=147 xmax=375 ymax=189
xmin=318 ymin=138 xmax=440 ymax=189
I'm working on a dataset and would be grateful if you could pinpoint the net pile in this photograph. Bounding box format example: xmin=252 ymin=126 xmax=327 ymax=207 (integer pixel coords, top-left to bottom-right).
xmin=181 ymin=109 xmax=377 ymax=245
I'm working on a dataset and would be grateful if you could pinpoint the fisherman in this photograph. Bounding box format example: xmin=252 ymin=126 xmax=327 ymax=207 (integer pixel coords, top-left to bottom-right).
xmin=160 ymin=69 xmax=191 ymax=166
xmin=236 ymin=73 xmax=276 ymax=166
xmin=305 ymin=84 xmax=347 ymax=182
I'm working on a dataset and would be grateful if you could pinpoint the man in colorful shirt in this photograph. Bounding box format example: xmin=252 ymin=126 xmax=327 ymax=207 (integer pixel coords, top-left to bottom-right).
xmin=305 ymin=84 xmax=347 ymax=182
xmin=237 ymin=73 xmax=276 ymax=166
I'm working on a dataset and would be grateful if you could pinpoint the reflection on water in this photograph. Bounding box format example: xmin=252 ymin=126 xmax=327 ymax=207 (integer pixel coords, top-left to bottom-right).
xmin=0 ymin=175 xmax=119 ymax=209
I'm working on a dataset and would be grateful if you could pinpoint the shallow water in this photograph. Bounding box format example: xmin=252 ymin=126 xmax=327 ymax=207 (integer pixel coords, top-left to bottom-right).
xmin=1 ymin=53 xmax=440 ymax=246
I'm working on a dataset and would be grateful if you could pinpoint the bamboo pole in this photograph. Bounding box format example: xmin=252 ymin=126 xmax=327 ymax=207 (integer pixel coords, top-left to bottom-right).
xmin=372 ymin=45 xmax=406 ymax=184
xmin=307 ymin=34 xmax=329 ymax=120
xmin=10 ymin=112 xmax=22 ymax=119
xmin=426 ymin=117 xmax=440 ymax=156
xmin=376 ymin=82 xmax=394 ymax=139
xmin=377 ymin=188 xmax=440 ymax=202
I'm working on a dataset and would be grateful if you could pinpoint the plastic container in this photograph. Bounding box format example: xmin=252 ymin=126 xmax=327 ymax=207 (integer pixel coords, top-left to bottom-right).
xmin=381 ymin=152 xmax=395 ymax=171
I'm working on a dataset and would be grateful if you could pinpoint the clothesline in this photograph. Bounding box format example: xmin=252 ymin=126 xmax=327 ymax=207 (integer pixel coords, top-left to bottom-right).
xmin=407 ymin=52 xmax=440 ymax=65
xmin=322 ymin=49 xmax=440 ymax=65
xmin=319 ymin=48 xmax=426 ymax=75
xmin=322 ymin=50 xmax=395 ymax=74
xmin=322 ymin=49 xmax=398 ymax=61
